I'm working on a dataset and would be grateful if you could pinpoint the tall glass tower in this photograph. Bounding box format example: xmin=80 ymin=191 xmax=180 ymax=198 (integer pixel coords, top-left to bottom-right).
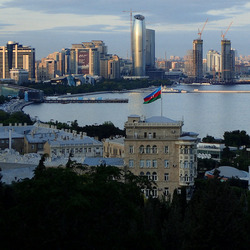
xmin=132 ymin=15 xmax=146 ymax=76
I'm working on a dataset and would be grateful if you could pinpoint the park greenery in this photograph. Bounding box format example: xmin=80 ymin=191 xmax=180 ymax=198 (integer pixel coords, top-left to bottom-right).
xmin=0 ymin=95 xmax=10 ymax=104
xmin=0 ymin=163 xmax=250 ymax=249
xmin=0 ymin=110 xmax=33 ymax=125
xmin=23 ymin=78 xmax=172 ymax=96
xmin=48 ymin=120 xmax=125 ymax=140
xmin=200 ymin=130 xmax=250 ymax=172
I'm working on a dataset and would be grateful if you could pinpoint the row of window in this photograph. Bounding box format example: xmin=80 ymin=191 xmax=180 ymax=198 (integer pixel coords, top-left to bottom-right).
xmin=180 ymin=175 xmax=194 ymax=183
xmin=180 ymin=146 xmax=194 ymax=155
xmin=129 ymin=145 xmax=169 ymax=154
xmin=180 ymin=161 xmax=194 ymax=169
xmin=52 ymin=147 xmax=95 ymax=155
xmin=142 ymin=187 xmax=170 ymax=198
xmin=129 ymin=159 xmax=169 ymax=168
xmin=140 ymin=171 xmax=169 ymax=181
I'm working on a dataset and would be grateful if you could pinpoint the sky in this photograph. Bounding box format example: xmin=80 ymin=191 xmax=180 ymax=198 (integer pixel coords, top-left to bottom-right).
xmin=0 ymin=0 xmax=250 ymax=60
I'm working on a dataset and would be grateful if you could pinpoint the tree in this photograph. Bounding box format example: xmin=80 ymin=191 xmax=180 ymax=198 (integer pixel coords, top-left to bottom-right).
xmin=0 ymin=165 xmax=161 ymax=249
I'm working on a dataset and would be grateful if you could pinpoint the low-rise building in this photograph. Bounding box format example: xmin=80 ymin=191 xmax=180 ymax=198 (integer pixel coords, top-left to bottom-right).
xmin=103 ymin=137 xmax=124 ymax=158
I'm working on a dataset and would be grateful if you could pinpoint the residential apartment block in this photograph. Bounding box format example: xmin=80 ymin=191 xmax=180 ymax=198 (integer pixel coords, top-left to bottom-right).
xmin=0 ymin=41 xmax=35 ymax=80
xmin=124 ymin=115 xmax=198 ymax=198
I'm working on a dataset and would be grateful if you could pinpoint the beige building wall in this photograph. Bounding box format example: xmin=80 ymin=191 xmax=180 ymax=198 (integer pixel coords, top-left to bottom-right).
xmin=124 ymin=115 xmax=198 ymax=199
xmin=103 ymin=137 xmax=124 ymax=158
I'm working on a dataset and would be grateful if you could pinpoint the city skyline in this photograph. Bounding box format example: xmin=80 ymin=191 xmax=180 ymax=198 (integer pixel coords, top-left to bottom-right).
xmin=1 ymin=0 xmax=250 ymax=59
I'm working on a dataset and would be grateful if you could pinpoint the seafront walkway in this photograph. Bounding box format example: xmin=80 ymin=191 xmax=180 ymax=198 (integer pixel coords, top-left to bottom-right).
xmin=192 ymin=90 xmax=250 ymax=93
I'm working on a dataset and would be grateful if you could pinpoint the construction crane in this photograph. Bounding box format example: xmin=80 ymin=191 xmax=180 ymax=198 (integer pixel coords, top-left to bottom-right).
xmin=221 ymin=21 xmax=233 ymax=40
xmin=198 ymin=18 xmax=208 ymax=40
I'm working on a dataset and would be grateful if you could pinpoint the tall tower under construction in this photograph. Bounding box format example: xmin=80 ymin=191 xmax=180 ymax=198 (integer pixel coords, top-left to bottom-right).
xmin=132 ymin=14 xmax=146 ymax=76
xmin=192 ymin=39 xmax=203 ymax=80
xmin=221 ymin=39 xmax=235 ymax=83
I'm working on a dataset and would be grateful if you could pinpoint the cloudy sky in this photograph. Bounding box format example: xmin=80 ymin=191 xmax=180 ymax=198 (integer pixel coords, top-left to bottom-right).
xmin=0 ymin=0 xmax=250 ymax=59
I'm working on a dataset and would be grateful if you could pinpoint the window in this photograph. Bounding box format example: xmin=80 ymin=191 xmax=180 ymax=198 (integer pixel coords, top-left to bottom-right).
xmin=146 ymin=172 xmax=151 ymax=180
xmin=153 ymin=132 xmax=156 ymax=138
xmin=164 ymin=160 xmax=169 ymax=168
xmin=152 ymin=187 xmax=158 ymax=198
xmin=146 ymin=160 xmax=151 ymax=168
xmin=88 ymin=148 xmax=91 ymax=153
xmin=140 ymin=171 xmax=144 ymax=176
xmin=184 ymin=146 xmax=188 ymax=154
xmin=184 ymin=161 xmax=188 ymax=168
xmin=152 ymin=172 xmax=158 ymax=181
xmin=144 ymin=132 xmax=147 ymax=138
xmin=152 ymin=159 xmax=157 ymax=168
xmin=145 ymin=189 xmax=150 ymax=198
xmin=164 ymin=173 xmax=169 ymax=181
xmin=152 ymin=145 xmax=157 ymax=154
xmin=148 ymin=133 xmax=152 ymax=139
xmin=129 ymin=160 xmax=134 ymax=168
xmin=139 ymin=145 xmax=144 ymax=154
xmin=164 ymin=187 xmax=169 ymax=196
xmin=140 ymin=160 xmax=144 ymax=168
xmin=164 ymin=146 xmax=169 ymax=154
xmin=190 ymin=161 xmax=193 ymax=169
xmin=146 ymin=145 xmax=151 ymax=154
xmin=129 ymin=145 xmax=134 ymax=154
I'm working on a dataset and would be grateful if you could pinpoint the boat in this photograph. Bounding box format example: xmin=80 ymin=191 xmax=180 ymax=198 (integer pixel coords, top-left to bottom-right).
xmin=162 ymin=87 xmax=182 ymax=93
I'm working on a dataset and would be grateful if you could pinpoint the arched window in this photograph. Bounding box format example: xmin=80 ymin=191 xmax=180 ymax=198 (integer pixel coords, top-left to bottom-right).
xmin=146 ymin=145 xmax=151 ymax=154
xmin=152 ymin=145 xmax=157 ymax=154
xmin=152 ymin=187 xmax=158 ymax=198
xmin=140 ymin=171 xmax=144 ymax=176
xmin=139 ymin=145 xmax=144 ymax=154
xmin=184 ymin=174 xmax=188 ymax=182
xmin=152 ymin=172 xmax=157 ymax=181
xmin=146 ymin=172 xmax=151 ymax=180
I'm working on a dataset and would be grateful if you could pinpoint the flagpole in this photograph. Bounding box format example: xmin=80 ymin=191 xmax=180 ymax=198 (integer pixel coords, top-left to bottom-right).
xmin=161 ymin=85 xmax=163 ymax=117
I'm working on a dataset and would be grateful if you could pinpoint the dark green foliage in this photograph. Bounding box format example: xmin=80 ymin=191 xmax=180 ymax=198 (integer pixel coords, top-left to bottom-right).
xmin=49 ymin=120 xmax=125 ymax=140
xmin=0 ymin=95 xmax=9 ymax=104
xmin=23 ymin=79 xmax=171 ymax=96
xmin=0 ymin=110 xmax=33 ymax=125
xmin=202 ymin=135 xmax=218 ymax=143
xmin=182 ymin=179 xmax=249 ymax=250
xmin=224 ymin=130 xmax=250 ymax=148
xmin=197 ymin=158 xmax=218 ymax=178
xmin=0 ymin=165 xmax=160 ymax=249
xmin=1 ymin=165 xmax=250 ymax=249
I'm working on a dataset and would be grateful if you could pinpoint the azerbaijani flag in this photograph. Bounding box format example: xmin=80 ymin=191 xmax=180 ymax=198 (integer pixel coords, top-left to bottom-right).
xmin=143 ymin=86 xmax=161 ymax=104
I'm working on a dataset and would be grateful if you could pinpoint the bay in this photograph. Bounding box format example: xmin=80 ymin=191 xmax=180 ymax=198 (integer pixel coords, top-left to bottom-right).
xmin=23 ymin=84 xmax=250 ymax=139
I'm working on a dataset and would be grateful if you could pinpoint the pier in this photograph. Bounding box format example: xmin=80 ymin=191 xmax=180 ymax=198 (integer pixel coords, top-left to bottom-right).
xmin=44 ymin=98 xmax=129 ymax=104
xmin=192 ymin=90 xmax=250 ymax=93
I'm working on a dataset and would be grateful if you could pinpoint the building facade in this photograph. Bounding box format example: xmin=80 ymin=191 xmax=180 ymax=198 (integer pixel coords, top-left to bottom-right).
xmin=103 ymin=137 xmax=124 ymax=158
xmin=192 ymin=39 xmax=203 ymax=80
xmin=146 ymin=29 xmax=155 ymax=70
xmin=221 ymin=39 xmax=235 ymax=82
xmin=206 ymin=50 xmax=221 ymax=75
xmin=132 ymin=15 xmax=146 ymax=76
xmin=0 ymin=41 xmax=35 ymax=80
xmin=124 ymin=115 xmax=198 ymax=198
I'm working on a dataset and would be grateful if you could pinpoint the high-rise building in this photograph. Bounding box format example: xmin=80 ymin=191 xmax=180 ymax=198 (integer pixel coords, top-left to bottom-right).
xmin=100 ymin=55 xmax=120 ymax=79
xmin=206 ymin=50 xmax=221 ymax=73
xmin=132 ymin=15 xmax=146 ymax=76
xmin=192 ymin=39 xmax=203 ymax=80
xmin=0 ymin=41 xmax=35 ymax=80
xmin=146 ymin=29 xmax=155 ymax=70
xmin=124 ymin=115 xmax=198 ymax=198
xmin=221 ymin=40 xmax=235 ymax=82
